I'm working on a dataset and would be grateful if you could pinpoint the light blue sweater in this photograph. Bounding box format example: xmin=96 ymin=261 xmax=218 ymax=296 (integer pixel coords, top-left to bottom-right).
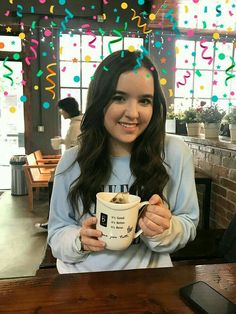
xmin=48 ymin=134 xmax=199 ymax=273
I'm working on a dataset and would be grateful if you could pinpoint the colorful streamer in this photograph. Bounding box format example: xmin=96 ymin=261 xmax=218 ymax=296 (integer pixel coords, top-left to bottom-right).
xmin=45 ymin=63 xmax=57 ymax=99
xmin=225 ymin=57 xmax=235 ymax=86
xmin=60 ymin=8 xmax=74 ymax=32
xmin=25 ymin=39 xmax=39 ymax=65
xmin=216 ymin=4 xmax=222 ymax=17
xmin=16 ymin=4 xmax=23 ymax=17
xmin=200 ymin=39 xmax=213 ymax=65
xmin=131 ymin=9 xmax=152 ymax=34
xmin=134 ymin=45 xmax=149 ymax=70
xmin=176 ymin=71 xmax=191 ymax=88
xmin=3 ymin=56 xmax=14 ymax=86
xmin=81 ymin=24 xmax=96 ymax=48
xmin=108 ymin=22 xmax=128 ymax=54
xmin=164 ymin=9 xmax=180 ymax=36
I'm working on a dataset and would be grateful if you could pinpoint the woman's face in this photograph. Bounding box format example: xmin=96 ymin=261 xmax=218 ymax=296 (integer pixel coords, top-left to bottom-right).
xmin=104 ymin=67 xmax=154 ymax=156
xmin=59 ymin=109 xmax=70 ymax=119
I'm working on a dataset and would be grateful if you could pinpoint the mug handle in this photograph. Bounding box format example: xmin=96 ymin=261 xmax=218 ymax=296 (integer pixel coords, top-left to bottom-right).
xmin=134 ymin=201 xmax=149 ymax=239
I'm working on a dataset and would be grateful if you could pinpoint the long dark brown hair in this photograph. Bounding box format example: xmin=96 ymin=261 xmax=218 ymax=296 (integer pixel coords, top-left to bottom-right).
xmin=68 ymin=50 xmax=169 ymax=217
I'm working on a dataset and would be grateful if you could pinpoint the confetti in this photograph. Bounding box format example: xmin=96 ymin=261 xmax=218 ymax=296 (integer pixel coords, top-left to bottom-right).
xmin=131 ymin=9 xmax=152 ymax=34
xmin=168 ymin=89 xmax=173 ymax=97
xmin=134 ymin=45 xmax=149 ymax=70
xmin=81 ymin=24 xmax=96 ymax=48
xmin=225 ymin=57 xmax=235 ymax=86
xmin=60 ymin=8 xmax=74 ymax=32
xmin=45 ymin=63 xmax=57 ymax=99
xmin=3 ymin=56 xmax=14 ymax=86
xmin=108 ymin=22 xmax=128 ymax=54
xmin=176 ymin=71 xmax=191 ymax=88
xmin=216 ymin=4 xmax=222 ymax=17
xmin=200 ymin=39 xmax=213 ymax=65
xmin=16 ymin=4 xmax=23 ymax=17
xmin=164 ymin=9 xmax=180 ymax=36
xmin=25 ymin=39 xmax=39 ymax=65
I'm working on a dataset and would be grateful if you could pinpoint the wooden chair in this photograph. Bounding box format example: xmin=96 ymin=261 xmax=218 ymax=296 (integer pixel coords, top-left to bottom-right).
xmin=34 ymin=150 xmax=60 ymax=174
xmin=23 ymin=153 xmax=57 ymax=210
xmin=34 ymin=150 xmax=61 ymax=162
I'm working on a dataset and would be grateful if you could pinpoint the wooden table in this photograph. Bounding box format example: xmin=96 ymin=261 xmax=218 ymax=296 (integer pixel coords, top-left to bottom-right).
xmin=0 ymin=263 xmax=235 ymax=313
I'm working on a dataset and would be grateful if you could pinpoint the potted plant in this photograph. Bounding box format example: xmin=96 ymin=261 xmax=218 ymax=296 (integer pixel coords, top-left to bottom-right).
xmin=182 ymin=107 xmax=202 ymax=136
xmin=198 ymin=105 xmax=226 ymax=139
xmin=221 ymin=107 xmax=236 ymax=142
xmin=166 ymin=104 xmax=187 ymax=135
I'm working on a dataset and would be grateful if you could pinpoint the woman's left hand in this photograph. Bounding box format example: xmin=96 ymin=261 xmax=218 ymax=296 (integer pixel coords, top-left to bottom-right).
xmin=138 ymin=194 xmax=172 ymax=237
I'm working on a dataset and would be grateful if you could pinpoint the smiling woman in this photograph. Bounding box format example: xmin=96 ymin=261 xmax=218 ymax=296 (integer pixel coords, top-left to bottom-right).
xmin=48 ymin=49 xmax=199 ymax=275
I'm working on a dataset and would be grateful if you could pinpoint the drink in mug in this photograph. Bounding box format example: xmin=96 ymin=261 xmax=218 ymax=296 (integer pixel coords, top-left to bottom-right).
xmin=96 ymin=192 xmax=148 ymax=250
xmin=50 ymin=137 xmax=62 ymax=150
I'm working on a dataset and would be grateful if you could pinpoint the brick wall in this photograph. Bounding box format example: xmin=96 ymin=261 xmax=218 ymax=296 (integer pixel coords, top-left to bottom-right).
xmin=183 ymin=138 xmax=236 ymax=229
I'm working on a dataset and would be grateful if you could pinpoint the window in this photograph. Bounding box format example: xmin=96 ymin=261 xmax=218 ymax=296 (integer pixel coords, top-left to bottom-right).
xmin=178 ymin=0 xmax=236 ymax=32
xmin=174 ymin=38 xmax=236 ymax=112
xmin=0 ymin=35 xmax=24 ymax=189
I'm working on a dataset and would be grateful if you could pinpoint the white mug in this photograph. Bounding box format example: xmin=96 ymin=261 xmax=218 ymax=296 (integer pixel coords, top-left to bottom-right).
xmin=50 ymin=137 xmax=62 ymax=150
xmin=96 ymin=192 xmax=149 ymax=250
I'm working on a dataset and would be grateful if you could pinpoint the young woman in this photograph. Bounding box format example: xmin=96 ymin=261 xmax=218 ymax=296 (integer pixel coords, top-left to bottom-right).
xmin=48 ymin=50 xmax=199 ymax=273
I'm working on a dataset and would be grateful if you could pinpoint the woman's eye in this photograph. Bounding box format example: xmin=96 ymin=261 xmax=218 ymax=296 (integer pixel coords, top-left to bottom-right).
xmin=111 ymin=95 xmax=125 ymax=103
xmin=140 ymin=98 xmax=152 ymax=106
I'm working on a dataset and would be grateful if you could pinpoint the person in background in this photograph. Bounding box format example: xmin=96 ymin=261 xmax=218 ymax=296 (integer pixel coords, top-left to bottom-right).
xmin=57 ymin=97 xmax=83 ymax=150
xmin=35 ymin=97 xmax=83 ymax=231
xmin=48 ymin=49 xmax=199 ymax=273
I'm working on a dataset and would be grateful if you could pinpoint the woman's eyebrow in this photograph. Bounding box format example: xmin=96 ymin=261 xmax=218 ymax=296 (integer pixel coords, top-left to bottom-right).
xmin=114 ymin=90 xmax=153 ymax=98
xmin=114 ymin=90 xmax=127 ymax=95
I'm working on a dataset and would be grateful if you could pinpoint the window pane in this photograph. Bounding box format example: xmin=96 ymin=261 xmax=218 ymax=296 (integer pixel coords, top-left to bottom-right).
xmin=212 ymin=70 xmax=233 ymax=97
xmin=81 ymin=62 xmax=97 ymax=87
xmin=82 ymin=89 xmax=88 ymax=113
xmin=174 ymin=98 xmax=191 ymax=112
xmin=81 ymin=35 xmax=102 ymax=61
xmin=103 ymin=36 xmax=123 ymax=58
xmin=0 ymin=35 xmax=21 ymax=52
xmin=124 ymin=37 xmax=144 ymax=51
xmin=175 ymin=69 xmax=194 ymax=97
xmin=175 ymin=40 xmax=195 ymax=69
xmin=214 ymin=42 xmax=233 ymax=70
xmin=195 ymin=40 xmax=214 ymax=70
xmin=194 ymin=70 xmax=213 ymax=98
xmin=178 ymin=0 xmax=236 ymax=31
xmin=60 ymin=61 xmax=81 ymax=87
xmin=60 ymin=88 xmax=81 ymax=101
xmin=59 ymin=34 xmax=81 ymax=60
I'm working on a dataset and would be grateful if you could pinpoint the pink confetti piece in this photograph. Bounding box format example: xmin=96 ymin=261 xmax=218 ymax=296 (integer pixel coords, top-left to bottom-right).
xmin=81 ymin=24 xmax=96 ymax=48
xmin=200 ymin=39 xmax=213 ymax=65
xmin=25 ymin=39 xmax=39 ymax=65
xmin=176 ymin=71 xmax=191 ymax=88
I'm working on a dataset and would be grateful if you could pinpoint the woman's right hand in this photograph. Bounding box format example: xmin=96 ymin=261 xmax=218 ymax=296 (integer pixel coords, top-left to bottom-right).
xmin=80 ymin=216 xmax=106 ymax=252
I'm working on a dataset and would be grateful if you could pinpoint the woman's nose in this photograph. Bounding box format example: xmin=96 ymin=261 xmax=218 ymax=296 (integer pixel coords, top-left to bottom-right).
xmin=124 ymin=100 xmax=139 ymax=119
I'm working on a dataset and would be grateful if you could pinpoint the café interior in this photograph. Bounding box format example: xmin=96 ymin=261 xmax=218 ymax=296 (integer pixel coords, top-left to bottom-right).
xmin=0 ymin=0 xmax=236 ymax=312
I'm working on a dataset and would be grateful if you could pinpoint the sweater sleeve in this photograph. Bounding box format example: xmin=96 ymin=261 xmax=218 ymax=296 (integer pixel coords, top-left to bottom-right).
xmin=47 ymin=148 xmax=89 ymax=263
xmin=141 ymin=135 xmax=199 ymax=253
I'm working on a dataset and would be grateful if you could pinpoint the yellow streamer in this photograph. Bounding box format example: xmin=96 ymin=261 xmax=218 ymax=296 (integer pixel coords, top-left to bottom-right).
xmin=50 ymin=5 xmax=54 ymax=14
xmin=131 ymin=9 xmax=152 ymax=34
xmin=45 ymin=63 xmax=56 ymax=99
xmin=168 ymin=89 xmax=173 ymax=97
